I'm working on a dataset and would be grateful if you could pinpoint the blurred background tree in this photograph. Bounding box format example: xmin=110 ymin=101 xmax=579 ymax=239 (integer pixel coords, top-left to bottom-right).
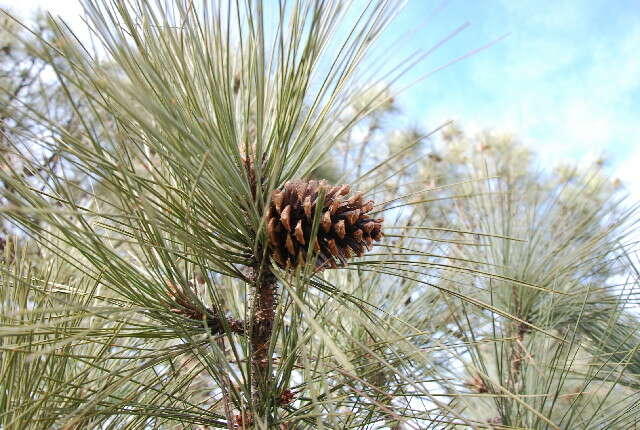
xmin=1 ymin=1 xmax=638 ymax=429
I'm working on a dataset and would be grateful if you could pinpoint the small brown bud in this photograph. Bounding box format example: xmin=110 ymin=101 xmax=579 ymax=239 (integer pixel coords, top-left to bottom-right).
xmin=279 ymin=388 xmax=295 ymax=405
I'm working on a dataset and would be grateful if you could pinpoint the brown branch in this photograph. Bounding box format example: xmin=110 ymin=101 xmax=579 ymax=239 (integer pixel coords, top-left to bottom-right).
xmin=248 ymin=266 xmax=278 ymax=418
xmin=167 ymin=282 xmax=245 ymax=335
xmin=508 ymin=321 xmax=528 ymax=393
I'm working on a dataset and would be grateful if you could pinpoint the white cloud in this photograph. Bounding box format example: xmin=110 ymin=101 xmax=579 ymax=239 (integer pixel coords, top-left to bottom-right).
xmin=617 ymin=147 xmax=640 ymax=198
xmin=449 ymin=2 xmax=640 ymax=172
xmin=4 ymin=0 xmax=88 ymax=40
xmin=5 ymin=0 xmax=83 ymax=18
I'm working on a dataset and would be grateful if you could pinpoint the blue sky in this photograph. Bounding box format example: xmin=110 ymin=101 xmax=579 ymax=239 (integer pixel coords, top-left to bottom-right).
xmin=389 ymin=1 xmax=640 ymax=168
xmin=10 ymin=0 xmax=640 ymax=189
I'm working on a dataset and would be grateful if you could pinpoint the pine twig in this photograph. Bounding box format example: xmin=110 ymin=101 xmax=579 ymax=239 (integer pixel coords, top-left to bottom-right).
xmin=167 ymin=282 xmax=245 ymax=335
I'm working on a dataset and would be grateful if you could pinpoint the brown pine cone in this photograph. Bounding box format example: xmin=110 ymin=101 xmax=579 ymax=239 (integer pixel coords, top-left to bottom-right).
xmin=267 ymin=180 xmax=383 ymax=270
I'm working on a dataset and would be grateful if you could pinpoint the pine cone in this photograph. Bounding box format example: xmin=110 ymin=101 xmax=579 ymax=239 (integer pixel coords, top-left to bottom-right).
xmin=267 ymin=180 xmax=383 ymax=270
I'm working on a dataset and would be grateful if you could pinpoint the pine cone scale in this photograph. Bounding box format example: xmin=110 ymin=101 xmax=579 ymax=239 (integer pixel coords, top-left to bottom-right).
xmin=281 ymin=205 xmax=292 ymax=231
xmin=295 ymin=220 xmax=305 ymax=244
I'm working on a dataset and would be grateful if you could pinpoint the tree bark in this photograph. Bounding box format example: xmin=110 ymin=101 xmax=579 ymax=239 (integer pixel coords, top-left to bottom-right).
xmin=249 ymin=266 xmax=278 ymax=421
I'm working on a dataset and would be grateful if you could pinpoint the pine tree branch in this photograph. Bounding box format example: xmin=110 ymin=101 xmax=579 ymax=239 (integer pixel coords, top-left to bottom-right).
xmin=248 ymin=265 xmax=278 ymax=422
xmin=167 ymin=282 xmax=245 ymax=335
